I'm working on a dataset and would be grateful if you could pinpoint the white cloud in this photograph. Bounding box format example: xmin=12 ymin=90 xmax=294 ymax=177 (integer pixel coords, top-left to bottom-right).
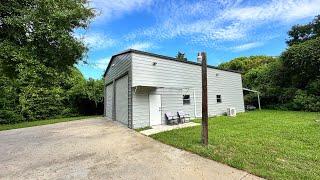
xmin=77 ymin=56 xmax=111 ymax=70
xmin=230 ymin=42 xmax=264 ymax=52
xmin=124 ymin=0 xmax=250 ymax=46
xmin=91 ymin=0 xmax=154 ymax=23
xmin=76 ymin=33 xmax=116 ymax=50
xmin=223 ymin=0 xmax=320 ymax=22
xmin=284 ymin=0 xmax=320 ymax=20
xmin=95 ymin=57 xmax=111 ymax=70
xmin=126 ymin=42 xmax=154 ymax=51
xmin=124 ymin=0 xmax=320 ymax=48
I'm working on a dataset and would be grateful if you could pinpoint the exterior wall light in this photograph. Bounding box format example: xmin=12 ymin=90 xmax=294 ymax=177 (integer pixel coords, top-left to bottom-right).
xmin=153 ymin=62 xmax=157 ymax=66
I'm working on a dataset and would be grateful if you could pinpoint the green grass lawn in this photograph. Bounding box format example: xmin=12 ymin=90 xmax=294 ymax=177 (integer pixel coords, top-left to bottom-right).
xmin=0 ymin=115 xmax=101 ymax=131
xmin=151 ymin=110 xmax=320 ymax=179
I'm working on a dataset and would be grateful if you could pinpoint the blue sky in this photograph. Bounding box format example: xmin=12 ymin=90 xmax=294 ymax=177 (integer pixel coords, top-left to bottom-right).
xmin=75 ymin=0 xmax=320 ymax=79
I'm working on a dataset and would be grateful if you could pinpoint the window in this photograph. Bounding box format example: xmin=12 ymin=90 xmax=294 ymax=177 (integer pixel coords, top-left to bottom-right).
xmin=183 ymin=95 xmax=190 ymax=105
xmin=216 ymin=95 xmax=222 ymax=103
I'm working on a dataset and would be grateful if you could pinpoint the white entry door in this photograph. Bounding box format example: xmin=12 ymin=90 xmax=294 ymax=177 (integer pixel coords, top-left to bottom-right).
xmin=149 ymin=94 xmax=162 ymax=126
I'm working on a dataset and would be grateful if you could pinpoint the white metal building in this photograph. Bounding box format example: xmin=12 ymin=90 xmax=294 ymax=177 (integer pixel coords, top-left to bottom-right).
xmin=104 ymin=49 xmax=245 ymax=128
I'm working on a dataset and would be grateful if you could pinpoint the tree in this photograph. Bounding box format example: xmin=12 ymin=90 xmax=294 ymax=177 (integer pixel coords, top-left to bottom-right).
xmin=0 ymin=0 xmax=95 ymax=121
xmin=0 ymin=69 xmax=23 ymax=123
xmin=218 ymin=56 xmax=277 ymax=74
xmin=286 ymin=15 xmax=320 ymax=46
xmin=176 ymin=52 xmax=186 ymax=61
xmin=281 ymin=37 xmax=320 ymax=89
xmin=85 ymin=78 xmax=104 ymax=113
xmin=222 ymin=56 xmax=283 ymax=106
xmin=0 ymin=0 xmax=94 ymax=78
xmin=218 ymin=15 xmax=320 ymax=112
xmin=218 ymin=56 xmax=279 ymax=88
xmin=281 ymin=15 xmax=320 ymax=111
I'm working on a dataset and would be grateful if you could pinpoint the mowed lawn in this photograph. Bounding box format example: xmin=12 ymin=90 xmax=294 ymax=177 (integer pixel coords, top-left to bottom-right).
xmin=151 ymin=110 xmax=320 ymax=179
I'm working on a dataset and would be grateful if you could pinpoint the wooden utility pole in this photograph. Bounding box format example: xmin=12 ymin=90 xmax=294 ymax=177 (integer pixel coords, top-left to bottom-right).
xmin=201 ymin=52 xmax=208 ymax=145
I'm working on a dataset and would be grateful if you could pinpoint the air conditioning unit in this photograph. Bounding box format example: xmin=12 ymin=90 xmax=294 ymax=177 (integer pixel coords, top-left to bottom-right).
xmin=227 ymin=107 xmax=237 ymax=117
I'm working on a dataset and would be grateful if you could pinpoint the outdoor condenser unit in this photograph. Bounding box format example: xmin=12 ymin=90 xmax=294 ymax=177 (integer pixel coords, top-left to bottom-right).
xmin=227 ymin=107 xmax=237 ymax=117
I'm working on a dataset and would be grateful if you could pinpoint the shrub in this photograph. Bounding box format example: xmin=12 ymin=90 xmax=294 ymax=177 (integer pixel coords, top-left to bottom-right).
xmin=292 ymin=90 xmax=320 ymax=112
xmin=0 ymin=110 xmax=24 ymax=124
xmin=19 ymin=87 xmax=66 ymax=120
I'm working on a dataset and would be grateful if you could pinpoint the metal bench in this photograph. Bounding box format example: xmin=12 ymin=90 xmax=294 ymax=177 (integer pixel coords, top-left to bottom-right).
xmin=165 ymin=112 xmax=178 ymax=125
xmin=177 ymin=111 xmax=191 ymax=123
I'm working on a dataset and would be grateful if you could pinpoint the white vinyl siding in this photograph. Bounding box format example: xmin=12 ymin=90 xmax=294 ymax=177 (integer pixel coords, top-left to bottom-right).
xmin=105 ymin=51 xmax=245 ymax=129
xmin=131 ymin=53 xmax=244 ymax=122
xmin=132 ymin=88 xmax=182 ymax=128
xmin=132 ymin=93 xmax=150 ymax=128
xmin=155 ymin=88 xmax=182 ymax=125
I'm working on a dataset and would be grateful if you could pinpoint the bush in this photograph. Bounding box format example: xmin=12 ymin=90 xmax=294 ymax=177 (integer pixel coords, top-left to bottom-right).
xmin=60 ymin=108 xmax=78 ymax=117
xmin=19 ymin=87 xmax=66 ymax=120
xmin=0 ymin=110 xmax=24 ymax=124
xmin=292 ymin=90 xmax=320 ymax=112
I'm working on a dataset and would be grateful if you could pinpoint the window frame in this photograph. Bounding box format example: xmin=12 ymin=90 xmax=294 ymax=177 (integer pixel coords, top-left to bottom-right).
xmin=216 ymin=95 xmax=222 ymax=103
xmin=183 ymin=94 xmax=191 ymax=105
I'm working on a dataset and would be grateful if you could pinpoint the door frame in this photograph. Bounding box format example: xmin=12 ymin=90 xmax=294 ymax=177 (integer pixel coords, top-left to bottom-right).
xmin=149 ymin=94 xmax=162 ymax=126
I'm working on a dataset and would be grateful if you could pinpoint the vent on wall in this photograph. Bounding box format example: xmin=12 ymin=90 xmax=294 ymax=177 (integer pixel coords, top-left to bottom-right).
xmin=227 ymin=107 xmax=237 ymax=117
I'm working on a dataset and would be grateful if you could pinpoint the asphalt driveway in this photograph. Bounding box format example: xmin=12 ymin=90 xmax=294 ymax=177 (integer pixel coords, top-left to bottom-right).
xmin=0 ymin=118 xmax=261 ymax=179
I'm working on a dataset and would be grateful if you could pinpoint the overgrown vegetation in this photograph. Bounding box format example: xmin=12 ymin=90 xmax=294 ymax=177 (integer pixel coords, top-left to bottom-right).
xmin=219 ymin=15 xmax=320 ymax=112
xmin=151 ymin=110 xmax=320 ymax=179
xmin=0 ymin=0 xmax=104 ymax=124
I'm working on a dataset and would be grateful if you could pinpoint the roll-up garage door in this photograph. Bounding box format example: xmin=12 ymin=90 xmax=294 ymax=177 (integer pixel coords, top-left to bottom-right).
xmin=105 ymin=84 xmax=113 ymax=120
xmin=115 ymin=75 xmax=128 ymax=125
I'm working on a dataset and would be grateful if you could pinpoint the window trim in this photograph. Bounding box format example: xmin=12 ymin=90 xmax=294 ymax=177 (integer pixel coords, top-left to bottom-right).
xmin=216 ymin=95 xmax=222 ymax=103
xmin=183 ymin=94 xmax=191 ymax=105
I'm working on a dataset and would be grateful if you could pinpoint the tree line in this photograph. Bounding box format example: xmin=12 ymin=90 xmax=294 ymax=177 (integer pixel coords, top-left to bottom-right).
xmin=219 ymin=15 xmax=320 ymax=112
xmin=0 ymin=0 xmax=105 ymax=124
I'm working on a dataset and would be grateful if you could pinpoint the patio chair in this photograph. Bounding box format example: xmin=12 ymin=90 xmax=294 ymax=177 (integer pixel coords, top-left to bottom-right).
xmin=165 ymin=112 xmax=178 ymax=125
xmin=177 ymin=111 xmax=191 ymax=123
